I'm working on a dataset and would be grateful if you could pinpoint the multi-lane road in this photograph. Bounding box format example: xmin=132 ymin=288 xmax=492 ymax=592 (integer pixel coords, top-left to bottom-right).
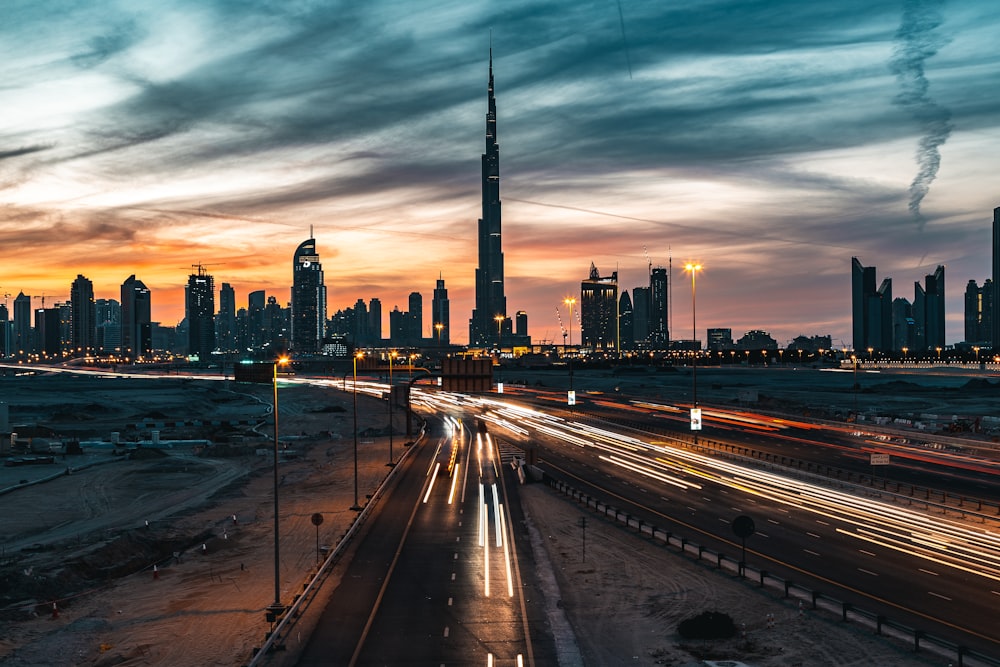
xmin=299 ymin=414 xmax=551 ymax=666
xmin=412 ymin=387 xmax=1000 ymax=658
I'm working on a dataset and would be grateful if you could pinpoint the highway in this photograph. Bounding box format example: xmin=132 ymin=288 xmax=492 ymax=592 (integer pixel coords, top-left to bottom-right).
xmin=299 ymin=413 xmax=544 ymax=666
xmin=409 ymin=387 xmax=1000 ymax=657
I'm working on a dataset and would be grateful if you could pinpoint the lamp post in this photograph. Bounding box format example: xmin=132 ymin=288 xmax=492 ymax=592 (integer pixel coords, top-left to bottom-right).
xmin=351 ymin=351 xmax=364 ymax=511
xmin=563 ymin=297 xmax=576 ymax=404
xmin=387 ymin=350 xmax=397 ymax=467
xmin=684 ymin=263 xmax=702 ymax=435
xmin=435 ymin=322 xmax=444 ymax=347
xmin=269 ymin=355 xmax=290 ymax=617
xmin=495 ymin=314 xmax=505 ymax=392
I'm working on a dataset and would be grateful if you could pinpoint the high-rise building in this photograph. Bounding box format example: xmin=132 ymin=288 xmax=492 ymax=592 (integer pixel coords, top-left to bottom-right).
xmin=70 ymin=274 xmax=96 ymax=356
xmin=291 ymin=236 xmax=326 ymax=354
xmin=407 ymin=292 xmax=423 ymax=345
xmin=217 ymin=282 xmax=236 ymax=352
xmin=851 ymin=257 xmax=892 ymax=352
xmin=121 ymin=275 xmax=152 ymax=360
xmin=432 ymin=275 xmax=450 ymax=346
xmin=35 ymin=307 xmax=61 ymax=357
xmin=580 ymin=262 xmax=618 ymax=351
xmin=186 ymin=265 xmax=216 ymax=360
xmin=891 ymin=297 xmax=917 ymax=351
xmin=95 ymin=298 xmax=121 ymax=353
xmin=964 ymin=279 xmax=991 ymax=345
xmin=368 ymin=298 xmax=382 ymax=344
xmin=618 ymin=292 xmax=634 ymax=350
xmin=632 ymin=286 xmax=650 ymax=345
xmin=469 ymin=51 xmax=508 ymax=348
xmin=993 ymin=207 xmax=1000 ymax=351
xmin=0 ymin=303 xmax=9 ymax=357
xmin=13 ymin=292 xmax=31 ymax=357
xmin=914 ymin=265 xmax=945 ymax=351
xmin=649 ymin=267 xmax=668 ymax=348
xmin=248 ymin=290 xmax=266 ymax=350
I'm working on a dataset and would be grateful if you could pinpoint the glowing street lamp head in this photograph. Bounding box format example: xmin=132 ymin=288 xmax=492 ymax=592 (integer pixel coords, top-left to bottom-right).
xmin=277 ymin=355 xmax=290 ymax=367
xmin=355 ymin=350 xmax=364 ymax=360
xmin=563 ymin=296 xmax=576 ymax=308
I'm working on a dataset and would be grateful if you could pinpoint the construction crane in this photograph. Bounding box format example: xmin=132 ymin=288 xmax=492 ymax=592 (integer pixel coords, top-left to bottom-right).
xmin=184 ymin=263 xmax=226 ymax=275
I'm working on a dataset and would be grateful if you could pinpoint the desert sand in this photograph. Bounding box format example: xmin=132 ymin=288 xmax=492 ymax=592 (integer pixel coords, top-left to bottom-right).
xmin=0 ymin=370 xmax=973 ymax=666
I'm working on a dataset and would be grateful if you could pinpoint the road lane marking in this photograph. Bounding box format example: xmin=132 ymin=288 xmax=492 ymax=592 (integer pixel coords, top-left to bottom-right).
xmin=804 ymin=549 xmax=820 ymax=556
xmin=806 ymin=532 xmax=821 ymax=539
xmin=451 ymin=572 xmax=456 ymax=581
xmin=928 ymin=591 xmax=952 ymax=601
xmin=859 ymin=550 xmax=876 ymax=557
xmin=816 ymin=519 xmax=830 ymax=526
xmin=858 ymin=568 xmax=879 ymax=576
xmin=767 ymin=519 xmax=781 ymax=525
xmin=919 ymin=568 xmax=939 ymax=577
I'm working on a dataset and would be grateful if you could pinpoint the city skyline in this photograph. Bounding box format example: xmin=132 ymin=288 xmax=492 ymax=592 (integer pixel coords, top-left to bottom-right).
xmin=3 ymin=1 xmax=1000 ymax=347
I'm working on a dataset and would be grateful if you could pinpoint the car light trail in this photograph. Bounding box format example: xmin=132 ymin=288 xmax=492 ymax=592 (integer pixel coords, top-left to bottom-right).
xmin=448 ymin=463 xmax=460 ymax=505
xmin=499 ymin=504 xmax=514 ymax=597
xmin=422 ymin=463 xmax=440 ymax=503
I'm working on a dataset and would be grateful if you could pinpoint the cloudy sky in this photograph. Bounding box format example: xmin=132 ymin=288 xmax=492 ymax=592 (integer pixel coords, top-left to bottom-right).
xmin=3 ymin=0 xmax=999 ymax=348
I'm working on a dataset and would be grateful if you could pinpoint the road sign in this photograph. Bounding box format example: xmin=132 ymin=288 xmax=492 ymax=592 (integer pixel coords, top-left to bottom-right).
xmin=870 ymin=453 xmax=890 ymax=465
xmin=690 ymin=407 xmax=702 ymax=431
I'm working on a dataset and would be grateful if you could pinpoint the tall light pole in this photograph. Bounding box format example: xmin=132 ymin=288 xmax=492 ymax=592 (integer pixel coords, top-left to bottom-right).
xmin=269 ymin=355 xmax=289 ymax=617
xmin=495 ymin=314 xmax=504 ymax=392
xmin=435 ymin=322 xmax=444 ymax=347
xmin=387 ymin=350 xmax=397 ymax=467
xmin=351 ymin=351 xmax=363 ymax=511
xmin=684 ymin=263 xmax=702 ymax=435
xmin=563 ymin=297 xmax=576 ymax=405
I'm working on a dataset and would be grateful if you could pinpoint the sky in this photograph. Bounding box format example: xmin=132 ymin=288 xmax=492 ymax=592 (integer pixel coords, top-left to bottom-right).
xmin=2 ymin=0 xmax=1000 ymax=348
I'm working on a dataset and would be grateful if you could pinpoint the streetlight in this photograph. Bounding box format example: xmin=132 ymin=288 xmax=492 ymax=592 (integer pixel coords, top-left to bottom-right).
xmin=683 ymin=263 xmax=702 ymax=435
xmin=495 ymin=314 xmax=505 ymax=393
xmin=387 ymin=350 xmax=397 ymax=467
xmin=351 ymin=351 xmax=364 ymax=511
xmin=435 ymin=322 xmax=444 ymax=347
xmin=563 ymin=297 xmax=576 ymax=405
xmin=269 ymin=355 xmax=290 ymax=618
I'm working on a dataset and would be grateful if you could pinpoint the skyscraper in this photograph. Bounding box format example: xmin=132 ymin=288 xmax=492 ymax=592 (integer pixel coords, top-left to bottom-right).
xmin=432 ymin=274 xmax=450 ymax=346
xmin=618 ymin=292 xmax=634 ymax=350
xmin=95 ymin=298 xmax=121 ymax=353
xmin=0 ymin=303 xmax=8 ymax=358
xmin=851 ymin=257 xmax=892 ymax=352
xmin=649 ymin=267 xmax=669 ymax=348
xmin=993 ymin=207 xmax=1000 ymax=351
xmin=217 ymin=282 xmax=236 ymax=352
xmin=121 ymin=275 xmax=152 ymax=360
xmin=632 ymin=286 xmax=650 ymax=345
xmin=291 ymin=236 xmax=326 ymax=354
xmin=70 ymin=274 xmax=96 ymax=356
xmin=186 ymin=265 xmax=216 ymax=360
xmin=914 ymin=265 xmax=945 ymax=351
xmin=580 ymin=263 xmax=618 ymax=351
xmin=13 ymin=292 xmax=31 ymax=356
xmin=469 ymin=50 xmax=508 ymax=348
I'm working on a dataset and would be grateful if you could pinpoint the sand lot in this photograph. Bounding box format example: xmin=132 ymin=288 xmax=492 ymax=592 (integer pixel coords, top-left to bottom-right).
xmin=0 ymin=368 xmax=989 ymax=666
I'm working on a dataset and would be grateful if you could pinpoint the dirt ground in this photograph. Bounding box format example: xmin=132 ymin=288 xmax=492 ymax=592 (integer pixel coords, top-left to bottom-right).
xmin=0 ymin=370 xmax=978 ymax=666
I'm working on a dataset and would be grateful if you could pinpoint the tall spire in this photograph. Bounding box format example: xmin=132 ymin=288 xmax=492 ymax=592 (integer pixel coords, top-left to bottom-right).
xmin=470 ymin=48 xmax=506 ymax=347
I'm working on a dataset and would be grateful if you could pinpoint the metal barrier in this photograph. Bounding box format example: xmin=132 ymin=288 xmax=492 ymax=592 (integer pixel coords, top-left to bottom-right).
xmin=546 ymin=476 xmax=1000 ymax=667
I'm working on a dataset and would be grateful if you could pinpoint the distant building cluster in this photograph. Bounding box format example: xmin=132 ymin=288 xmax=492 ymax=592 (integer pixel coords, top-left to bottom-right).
xmin=850 ymin=207 xmax=999 ymax=355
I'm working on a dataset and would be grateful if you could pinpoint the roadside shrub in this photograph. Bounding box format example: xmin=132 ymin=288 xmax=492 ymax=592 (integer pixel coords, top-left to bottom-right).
xmin=677 ymin=610 xmax=737 ymax=639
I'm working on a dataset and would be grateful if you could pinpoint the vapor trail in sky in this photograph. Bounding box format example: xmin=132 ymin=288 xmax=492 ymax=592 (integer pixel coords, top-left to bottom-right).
xmin=890 ymin=0 xmax=953 ymax=229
